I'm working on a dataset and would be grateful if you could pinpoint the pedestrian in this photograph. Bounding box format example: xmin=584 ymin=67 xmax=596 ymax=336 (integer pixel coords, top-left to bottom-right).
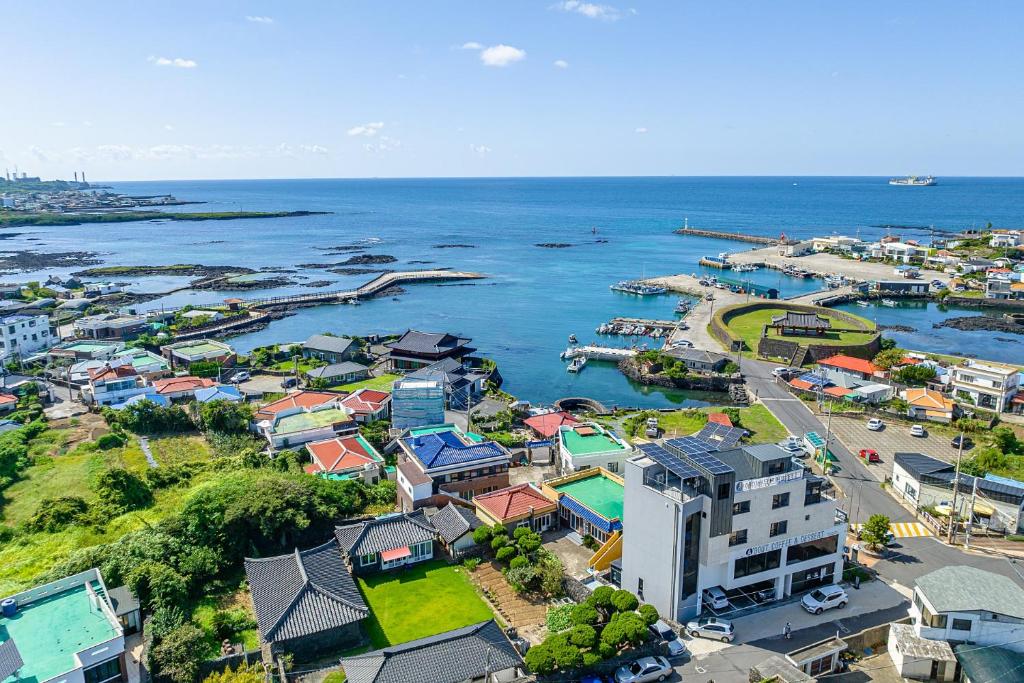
xmin=784 ymin=622 xmax=792 ymax=639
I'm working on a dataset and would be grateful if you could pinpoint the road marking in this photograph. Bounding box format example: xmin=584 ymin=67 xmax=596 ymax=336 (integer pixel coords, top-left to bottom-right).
xmin=851 ymin=522 xmax=933 ymax=538
xmin=760 ymin=397 xmax=800 ymax=402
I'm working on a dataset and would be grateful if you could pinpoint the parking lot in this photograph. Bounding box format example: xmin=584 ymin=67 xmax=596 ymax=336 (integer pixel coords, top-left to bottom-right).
xmin=827 ymin=415 xmax=964 ymax=483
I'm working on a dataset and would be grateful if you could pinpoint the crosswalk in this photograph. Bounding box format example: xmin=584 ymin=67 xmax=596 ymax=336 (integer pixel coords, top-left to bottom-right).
xmin=850 ymin=521 xmax=934 ymax=538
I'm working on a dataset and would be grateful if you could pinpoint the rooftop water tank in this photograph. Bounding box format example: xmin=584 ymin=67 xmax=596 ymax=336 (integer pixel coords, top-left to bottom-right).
xmin=1 ymin=598 xmax=17 ymax=618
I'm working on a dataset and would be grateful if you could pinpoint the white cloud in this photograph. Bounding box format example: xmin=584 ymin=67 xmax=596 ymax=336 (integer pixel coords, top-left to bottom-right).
xmin=552 ymin=0 xmax=620 ymax=21
xmin=299 ymin=144 xmax=329 ymax=155
xmin=245 ymin=15 xmax=273 ymax=24
xmin=634 ymin=127 xmax=648 ymax=134
xmin=460 ymin=41 xmax=483 ymax=50
xmin=51 ymin=121 xmax=66 ymax=128
xmin=82 ymin=121 xmax=93 ymax=127
xmin=553 ymin=59 xmax=569 ymax=69
xmin=469 ymin=144 xmax=492 ymax=157
xmin=479 ymin=44 xmax=526 ymax=67
xmin=149 ymin=56 xmax=198 ymax=68
xmin=363 ymin=136 xmax=400 ymax=154
xmin=163 ymin=124 xmax=175 ymax=131
xmin=347 ymin=122 xmax=385 ymax=137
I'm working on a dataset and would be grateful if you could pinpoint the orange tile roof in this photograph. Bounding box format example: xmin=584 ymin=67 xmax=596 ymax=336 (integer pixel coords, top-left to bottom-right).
xmin=254 ymin=390 xmax=341 ymax=421
xmin=340 ymin=388 xmax=390 ymax=414
xmin=824 ymin=386 xmax=855 ymax=397
xmin=523 ymin=411 xmax=579 ymax=438
xmin=307 ymin=436 xmax=380 ymax=474
xmin=904 ymin=387 xmax=954 ymax=412
xmin=88 ymin=365 xmax=138 ymax=381
xmin=152 ymin=376 xmax=216 ymax=395
xmin=790 ymin=379 xmax=814 ymax=391
xmin=706 ymin=412 xmax=733 ymax=427
xmin=0 ymin=394 xmax=17 ymax=405
xmin=474 ymin=483 xmax=556 ymax=522
xmin=817 ymin=355 xmax=881 ymax=376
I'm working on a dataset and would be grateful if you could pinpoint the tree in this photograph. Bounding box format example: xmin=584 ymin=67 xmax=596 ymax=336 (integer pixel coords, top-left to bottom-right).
xmin=28 ymin=496 xmax=89 ymax=532
xmin=638 ymin=603 xmax=659 ymax=626
xmin=472 ymin=525 xmax=494 ymax=545
xmin=894 ymin=365 xmax=937 ymax=387
xmin=360 ymin=420 xmax=391 ymax=451
xmin=203 ymin=664 xmax=265 ymax=683
xmin=992 ymin=427 xmax=1020 ymax=455
xmin=872 ymin=348 xmax=906 ymax=370
xmin=568 ymin=624 xmax=598 ymax=649
xmin=548 ymin=633 xmax=583 ymax=671
xmin=588 ymin=585 xmax=615 ymax=611
xmin=94 ymin=467 xmax=153 ymax=512
xmin=148 ymin=623 xmax=207 ymax=683
xmin=524 ymin=642 xmax=557 ymax=676
xmin=963 ymin=446 xmax=1008 ymax=476
xmin=367 ymin=480 xmax=397 ymax=507
xmin=570 ymin=602 xmax=599 ymax=626
xmin=860 ymin=513 xmax=891 ymax=550
xmin=128 ymin=561 xmax=188 ymax=610
xmin=189 ymin=360 xmax=221 ymax=378
xmin=198 ymin=400 xmax=252 ymax=434
xmin=610 ymin=589 xmax=640 ymax=613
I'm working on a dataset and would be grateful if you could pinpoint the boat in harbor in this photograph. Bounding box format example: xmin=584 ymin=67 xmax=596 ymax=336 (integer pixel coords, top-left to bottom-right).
xmin=610 ymin=280 xmax=667 ymax=296
xmin=674 ymin=299 xmax=691 ymax=314
xmin=732 ymin=263 xmax=759 ymax=272
xmin=889 ymin=175 xmax=937 ymax=187
xmin=881 ymin=299 xmax=898 ymax=307
xmin=699 ymin=252 xmax=731 ymax=269
xmin=567 ymin=356 xmax=587 ymax=373
xmin=782 ymin=266 xmax=813 ymax=278
xmin=856 ymin=300 xmax=871 ymax=308
xmin=568 ymin=334 xmax=578 ymax=344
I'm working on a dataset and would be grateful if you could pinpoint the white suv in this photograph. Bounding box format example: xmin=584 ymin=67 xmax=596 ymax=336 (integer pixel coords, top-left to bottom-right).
xmin=801 ymin=585 xmax=848 ymax=614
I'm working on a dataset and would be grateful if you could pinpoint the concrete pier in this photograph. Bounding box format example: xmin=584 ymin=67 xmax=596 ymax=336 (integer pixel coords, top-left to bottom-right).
xmin=563 ymin=345 xmax=639 ymax=361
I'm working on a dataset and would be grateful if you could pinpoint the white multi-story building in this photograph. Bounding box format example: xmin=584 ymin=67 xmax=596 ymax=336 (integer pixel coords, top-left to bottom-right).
xmin=622 ymin=441 xmax=844 ymax=622
xmin=950 ymin=359 xmax=1021 ymax=412
xmin=0 ymin=313 xmax=51 ymax=360
xmin=557 ymin=422 xmax=633 ymax=474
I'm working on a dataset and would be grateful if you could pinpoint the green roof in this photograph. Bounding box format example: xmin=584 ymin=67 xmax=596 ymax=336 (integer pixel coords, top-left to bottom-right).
xmin=917 ymin=566 xmax=1024 ymax=620
xmin=552 ymin=473 xmax=624 ymax=521
xmin=172 ymin=341 xmax=228 ymax=358
xmin=274 ymin=408 xmax=353 ymax=434
xmin=62 ymin=342 xmax=115 ymax=353
xmin=954 ymin=645 xmax=1024 ymax=683
xmin=560 ymin=426 xmax=626 ymax=456
xmin=0 ymin=582 xmax=120 ymax=683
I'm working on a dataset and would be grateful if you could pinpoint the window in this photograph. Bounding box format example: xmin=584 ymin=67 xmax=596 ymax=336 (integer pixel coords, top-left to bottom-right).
xmin=805 ymin=480 xmax=823 ymax=505
xmin=637 ymin=577 xmax=644 ymax=599
xmin=728 ymin=529 xmax=747 ymax=547
xmin=786 ymin=535 xmax=838 ymax=565
xmin=733 ymin=548 xmax=781 ymax=578
xmin=929 ymin=613 xmax=948 ymax=629
xmin=772 ymin=493 xmax=790 ymax=509
xmin=360 ymin=553 xmax=376 ymax=566
xmin=607 ymin=462 xmax=618 ymax=473
xmin=717 ymin=482 xmax=731 ymax=500
xmin=767 ymin=460 xmax=785 ymax=475
xmin=952 ymin=619 xmax=972 ymax=632
xmin=733 ymin=500 xmax=750 ymax=515
xmin=770 ymin=520 xmax=788 ymax=537
xmin=84 ymin=658 xmax=122 ymax=683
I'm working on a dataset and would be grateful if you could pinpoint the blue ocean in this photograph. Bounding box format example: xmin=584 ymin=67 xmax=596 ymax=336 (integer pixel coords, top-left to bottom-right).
xmin=13 ymin=177 xmax=1024 ymax=406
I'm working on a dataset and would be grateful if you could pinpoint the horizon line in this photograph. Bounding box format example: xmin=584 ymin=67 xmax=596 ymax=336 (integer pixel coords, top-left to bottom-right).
xmin=82 ymin=174 xmax=1024 ymax=183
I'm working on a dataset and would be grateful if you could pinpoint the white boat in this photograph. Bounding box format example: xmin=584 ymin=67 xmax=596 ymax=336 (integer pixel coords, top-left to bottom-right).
xmin=567 ymin=356 xmax=587 ymax=373
xmin=568 ymin=334 xmax=578 ymax=344
xmin=856 ymin=300 xmax=871 ymax=308
xmin=610 ymin=280 xmax=667 ymax=296
xmin=889 ymin=175 xmax=937 ymax=186
xmin=881 ymin=299 xmax=898 ymax=307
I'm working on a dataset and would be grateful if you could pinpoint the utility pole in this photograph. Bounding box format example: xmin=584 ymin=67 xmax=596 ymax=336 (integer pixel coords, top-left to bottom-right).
xmin=946 ymin=430 xmax=966 ymax=545
xmin=965 ymin=477 xmax=979 ymax=549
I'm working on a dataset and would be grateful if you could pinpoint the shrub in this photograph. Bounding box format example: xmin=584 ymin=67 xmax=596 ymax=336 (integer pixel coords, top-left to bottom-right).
xmin=570 ymin=602 xmax=599 ymax=626
xmin=27 ymin=495 xmax=89 ymax=532
xmin=568 ymin=624 xmax=598 ymax=649
xmin=462 ymin=557 xmax=481 ymax=571
xmin=509 ymin=555 xmax=530 ymax=570
xmin=610 ymin=589 xmax=639 ymax=613
xmin=524 ymin=642 xmax=556 ymax=675
xmin=148 ymin=623 xmax=207 ymax=683
xmin=472 ymin=525 xmax=494 ymax=545
xmin=546 ymin=604 xmax=573 ymax=633
xmin=202 ymin=664 xmax=265 ymax=683
xmin=198 ymin=400 xmax=253 ymax=434
xmin=588 ymin=585 xmax=615 ymax=610
xmin=94 ymin=467 xmax=153 ymax=512
xmin=601 ymin=611 xmax=649 ymax=649
xmin=513 ymin=526 xmax=532 ymax=541
xmin=505 ymin=565 xmax=536 ymax=593
xmin=860 ymin=513 xmax=891 ymax=550
xmin=96 ymin=433 xmax=125 ymax=450
xmin=534 ymin=551 xmax=565 ymax=596
xmin=491 ymin=535 xmax=509 ymax=551
xmin=496 ymin=545 xmax=517 ymax=563
xmin=638 ymin=603 xmax=659 ymax=626
xmin=548 ymin=633 xmax=583 ymax=671
xmin=210 ymin=608 xmax=257 ymax=641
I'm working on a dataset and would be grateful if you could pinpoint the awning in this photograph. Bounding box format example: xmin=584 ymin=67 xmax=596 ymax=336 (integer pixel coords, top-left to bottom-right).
xmin=381 ymin=546 xmax=411 ymax=562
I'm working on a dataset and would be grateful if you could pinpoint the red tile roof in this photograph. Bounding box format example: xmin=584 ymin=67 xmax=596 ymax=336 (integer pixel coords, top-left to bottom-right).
xmin=474 ymin=483 xmax=556 ymax=522
xmin=824 ymin=386 xmax=855 ymax=397
xmin=523 ymin=411 xmax=579 ymax=438
xmin=0 ymin=394 xmax=17 ymax=406
xmin=151 ymin=376 xmax=216 ymax=395
xmin=706 ymin=412 xmax=733 ymax=427
xmin=340 ymin=388 xmax=390 ymax=414
xmin=817 ymin=355 xmax=881 ymax=376
xmin=88 ymin=365 xmax=138 ymax=382
xmin=307 ymin=436 xmax=380 ymax=474
xmin=254 ymin=391 xmax=341 ymax=421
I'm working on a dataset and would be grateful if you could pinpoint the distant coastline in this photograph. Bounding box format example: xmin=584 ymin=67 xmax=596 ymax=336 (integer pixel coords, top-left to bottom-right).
xmin=0 ymin=209 xmax=331 ymax=228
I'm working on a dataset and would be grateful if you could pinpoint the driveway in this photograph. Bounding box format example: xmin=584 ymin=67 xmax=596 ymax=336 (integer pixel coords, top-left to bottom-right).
xmin=238 ymin=373 xmax=287 ymax=396
xmin=541 ymin=529 xmax=593 ymax=579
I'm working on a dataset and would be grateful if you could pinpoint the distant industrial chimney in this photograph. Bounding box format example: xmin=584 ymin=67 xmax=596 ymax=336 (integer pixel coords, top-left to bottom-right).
xmin=82 ymin=171 xmax=87 ymax=183
xmin=74 ymin=172 xmax=78 ymax=182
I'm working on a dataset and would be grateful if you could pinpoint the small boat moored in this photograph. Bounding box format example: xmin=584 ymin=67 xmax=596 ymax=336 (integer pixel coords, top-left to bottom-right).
xmin=567 ymin=356 xmax=587 ymax=373
xmin=855 ymin=300 xmax=871 ymax=308
xmin=881 ymin=299 xmax=898 ymax=307
xmin=568 ymin=334 xmax=578 ymax=344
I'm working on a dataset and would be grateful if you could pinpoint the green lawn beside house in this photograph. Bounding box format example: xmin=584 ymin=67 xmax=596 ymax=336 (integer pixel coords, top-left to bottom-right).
xmin=332 ymin=373 xmax=402 ymax=393
xmin=356 ymin=559 xmax=493 ymax=648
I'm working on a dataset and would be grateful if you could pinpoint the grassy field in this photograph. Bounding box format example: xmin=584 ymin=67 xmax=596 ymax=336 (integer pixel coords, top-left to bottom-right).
xmin=356 ymin=559 xmax=493 ymax=648
xmin=332 ymin=373 xmax=401 ymax=393
xmin=726 ymin=308 xmax=876 ymax=353
xmin=192 ymin=589 xmax=261 ymax=656
xmin=638 ymin=404 xmax=788 ymax=444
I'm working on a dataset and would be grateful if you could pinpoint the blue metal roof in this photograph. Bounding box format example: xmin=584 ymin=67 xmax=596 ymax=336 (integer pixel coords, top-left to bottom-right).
xmin=558 ymin=494 xmax=622 ymax=534
xmin=404 ymin=430 xmax=508 ymax=469
xmin=194 ymin=385 xmax=243 ymax=403
xmin=798 ymin=373 xmax=829 ymax=387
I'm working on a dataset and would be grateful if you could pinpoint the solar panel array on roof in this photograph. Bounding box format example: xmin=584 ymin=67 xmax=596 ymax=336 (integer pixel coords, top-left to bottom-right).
xmin=798 ymin=373 xmax=829 ymax=387
xmin=664 ymin=436 xmax=713 ymax=457
xmin=689 ymin=450 xmax=733 ymax=475
xmin=695 ymin=422 xmax=745 ymax=450
xmin=637 ymin=442 xmax=702 ymax=480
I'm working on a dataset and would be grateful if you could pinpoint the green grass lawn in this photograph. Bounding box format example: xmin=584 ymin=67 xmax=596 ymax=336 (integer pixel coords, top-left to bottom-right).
xmin=147 ymin=435 xmax=214 ymax=466
xmin=356 ymin=559 xmax=493 ymax=648
xmin=271 ymin=358 xmax=319 ymax=374
xmin=651 ymin=404 xmax=787 ymax=443
xmin=192 ymin=590 xmax=260 ymax=656
xmin=726 ymin=308 xmax=876 ymax=353
xmin=332 ymin=373 xmax=401 ymax=393
xmin=655 ymin=411 xmax=708 ymax=438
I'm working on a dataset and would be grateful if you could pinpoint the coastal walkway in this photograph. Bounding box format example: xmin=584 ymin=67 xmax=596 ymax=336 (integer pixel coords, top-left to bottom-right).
xmin=562 ymin=345 xmax=638 ymax=361
xmin=247 ymin=269 xmax=484 ymax=308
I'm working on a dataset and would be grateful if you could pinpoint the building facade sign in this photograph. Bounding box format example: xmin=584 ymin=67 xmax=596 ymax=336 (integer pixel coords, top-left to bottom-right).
xmin=735 ymin=469 xmax=804 ymax=493
xmin=737 ymin=525 xmax=843 ymax=559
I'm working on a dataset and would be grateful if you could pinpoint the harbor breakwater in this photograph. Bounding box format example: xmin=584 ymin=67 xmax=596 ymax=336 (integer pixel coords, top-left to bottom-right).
xmin=675 ymin=227 xmax=783 ymax=245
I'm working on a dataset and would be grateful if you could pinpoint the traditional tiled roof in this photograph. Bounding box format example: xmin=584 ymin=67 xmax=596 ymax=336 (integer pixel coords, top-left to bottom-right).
xmin=307 ymin=436 xmax=382 ymax=474
xmin=303 ymin=334 xmax=357 ymax=355
xmin=340 ymin=620 xmax=521 ymax=683
xmin=254 ymin=391 xmax=341 ymax=421
xmin=341 ymin=389 xmax=391 ymax=414
xmin=474 ymin=484 xmax=556 ymax=523
xmin=403 ymin=430 xmax=508 ymax=469
xmin=817 ymin=355 xmax=881 ymax=376
xmin=335 ymin=510 xmax=437 ymax=556
xmin=151 ymin=376 xmax=216 ymax=395
xmin=665 ymin=347 xmax=730 ymax=364
xmin=244 ymin=540 xmax=368 ymax=643
xmin=385 ymin=330 xmax=474 ymax=357
xmin=307 ymin=361 xmax=369 ymax=379
xmin=523 ymin=411 xmax=579 ymax=438
xmin=771 ymin=312 xmax=830 ymax=328
xmin=428 ymin=503 xmax=481 ymax=544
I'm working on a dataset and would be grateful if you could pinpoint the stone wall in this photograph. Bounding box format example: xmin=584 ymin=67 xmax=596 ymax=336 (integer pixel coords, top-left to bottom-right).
xmin=275 ymin=622 xmax=365 ymax=666
xmin=618 ymin=359 xmax=737 ymax=391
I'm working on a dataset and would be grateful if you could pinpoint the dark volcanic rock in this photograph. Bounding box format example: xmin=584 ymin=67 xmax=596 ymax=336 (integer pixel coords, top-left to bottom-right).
xmin=327 ymin=267 xmax=394 ymax=276
xmin=536 ymin=243 xmax=574 ymax=249
xmin=879 ymin=324 xmax=916 ymax=332
xmin=933 ymin=316 xmax=1024 ymax=334
xmin=432 ymin=244 xmax=476 ymax=249
xmin=340 ymin=253 xmax=398 ymax=266
xmin=3 ymin=251 xmax=102 ymax=271
xmin=299 ymin=280 xmax=333 ymax=288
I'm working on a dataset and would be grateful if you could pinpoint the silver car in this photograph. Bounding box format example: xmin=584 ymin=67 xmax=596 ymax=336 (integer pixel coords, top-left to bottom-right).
xmin=614 ymin=656 xmax=672 ymax=683
xmin=649 ymin=620 xmax=687 ymax=658
xmin=686 ymin=616 xmax=735 ymax=642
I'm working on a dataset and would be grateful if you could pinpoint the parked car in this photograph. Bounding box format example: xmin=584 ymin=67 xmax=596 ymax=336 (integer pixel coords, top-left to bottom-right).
xmin=614 ymin=656 xmax=672 ymax=683
xmin=670 ymin=340 xmax=694 ymax=349
xmin=951 ymin=435 xmax=974 ymax=450
xmin=280 ymin=377 xmax=298 ymax=389
xmin=801 ymin=585 xmax=848 ymax=614
xmin=231 ymin=370 xmax=251 ymax=383
xmin=859 ymin=448 xmax=881 ymax=463
xmin=702 ymin=586 xmax=730 ymax=611
xmin=866 ymin=418 xmax=884 ymax=431
xmin=910 ymin=424 xmax=926 ymax=437
xmin=648 ymin=619 xmax=686 ymax=658
xmin=645 ymin=417 xmax=660 ymax=439
xmin=686 ymin=616 xmax=735 ymax=642
xmin=772 ymin=367 xmax=791 ymax=378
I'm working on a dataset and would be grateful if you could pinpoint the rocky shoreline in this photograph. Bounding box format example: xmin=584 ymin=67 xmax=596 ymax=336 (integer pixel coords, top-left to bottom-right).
xmin=73 ymin=263 xmax=257 ymax=278
xmin=2 ymin=250 xmax=102 ymax=272
xmin=618 ymin=358 xmax=738 ymax=392
xmin=934 ymin=316 xmax=1024 ymax=335
xmin=535 ymin=243 xmax=573 ymax=249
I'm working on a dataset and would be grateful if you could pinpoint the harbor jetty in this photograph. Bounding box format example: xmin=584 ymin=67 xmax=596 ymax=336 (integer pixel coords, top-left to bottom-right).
xmin=676 ymin=227 xmax=783 ymax=245
xmin=248 ymin=270 xmax=484 ymax=308
xmin=561 ymin=345 xmax=639 ymax=362
xmin=597 ymin=317 xmax=682 ymax=338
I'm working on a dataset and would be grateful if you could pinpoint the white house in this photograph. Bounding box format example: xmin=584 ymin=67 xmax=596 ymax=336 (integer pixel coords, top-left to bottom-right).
xmin=990 ymin=231 xmax=1021 ymax=248
xmin=0 ymin=313 xmax=51 ymax=360
xmin=83 ymin=365 xmax=153 ymax=406
xmin=951 ymin=359 xmax=1021 ymax=412
xmin=557 ymin=422 xmax=633 ymax=474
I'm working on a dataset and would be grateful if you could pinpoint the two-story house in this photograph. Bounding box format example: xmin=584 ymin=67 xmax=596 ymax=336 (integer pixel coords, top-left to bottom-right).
xmin=384 ymin=330 xmax=475 ymax=372
xmin=621 ymin=440 xmax=844 ymax=622
xmin=394 ymin=424 xmax=511 ymax=511
xmin=0 ymin=313 xmax=51 ymax=360
xmin=83 ymin=365 xmax=153 ymax=406
xmin=951 ymin=359 xmax=1021 ymax=412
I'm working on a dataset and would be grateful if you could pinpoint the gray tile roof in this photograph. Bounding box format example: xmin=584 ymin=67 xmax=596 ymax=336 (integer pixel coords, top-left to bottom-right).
xmin=0 ymin=640 xmax=24 ymax=682
xmin=107 ymin=585 xmax=140 ymax=617
xmin=304 ymin=335 xmax=357 ymax=355
xmin=665 ymin=347 xmax=729 ymax=365
xmin=306 ymin=361 xmax=369 ymax=379
xmin=340 ymin=620 xmax=522 ymax=683
xmin=916 ymin=566 xmax=1024 ymax=620
xmin=429 ymin=503 xmax=480 ymax=544
xmin=385 ymin=330 xmax=473 ymax=356
xmin=335 ymin=510 xmax=437 ymax=556
xmin=244 ymin=540 xmax=368 ymax=643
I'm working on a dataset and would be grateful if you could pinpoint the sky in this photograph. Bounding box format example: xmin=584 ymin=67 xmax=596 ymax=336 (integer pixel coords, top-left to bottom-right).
xmin=2 ymin=1 xmax=1022 ymax=180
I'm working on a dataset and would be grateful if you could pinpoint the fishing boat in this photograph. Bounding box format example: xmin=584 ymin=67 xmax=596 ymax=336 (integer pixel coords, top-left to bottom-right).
xmin=567 ymin=356 xmax=587 ymax=373
xmin=610 ymin=280 xmax=667 ymax=296
xmin=881 ymin=299 xmax=898 ymax=307
xmin=889 ymin=175 xmax=937 ymax=187
xmin=699 ymin=253 xmax=731 ymax=269
xmin=568 ymin=334 xmax=578 ymax=344
xmin=855 ymin=300 xmax=871 ymax=308
xmin=733 ymin=263 xmax=759 ymax=272
xmin=674 ymin=299 xmax=691 ymax=314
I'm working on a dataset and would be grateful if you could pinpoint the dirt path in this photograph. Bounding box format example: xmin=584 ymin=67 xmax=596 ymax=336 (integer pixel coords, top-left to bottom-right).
xmin=471 ymin=562 xmax=548 ymax=633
